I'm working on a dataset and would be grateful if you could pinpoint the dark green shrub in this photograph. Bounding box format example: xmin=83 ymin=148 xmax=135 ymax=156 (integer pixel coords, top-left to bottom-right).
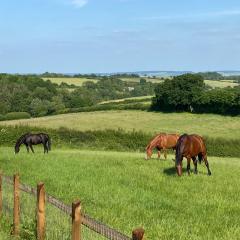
xmin=0 ymin=114 xmax=5 ymax=121
xmin=4 ymin=112 xmax=31 ymax=120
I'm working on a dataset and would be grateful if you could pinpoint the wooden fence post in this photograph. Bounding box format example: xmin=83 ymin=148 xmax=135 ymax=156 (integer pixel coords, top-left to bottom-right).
xmin=72 ymin=200 xmax=81 ymax=240
xmin=132 ymin=228 xmax=145 ymax=240
xmin=0 ymin=173 xmax=2 ymax=218
xmin=13 ymin=174 xmax=20 ymax=236
xmin=37 ymin=182 xmax=45 ymax=240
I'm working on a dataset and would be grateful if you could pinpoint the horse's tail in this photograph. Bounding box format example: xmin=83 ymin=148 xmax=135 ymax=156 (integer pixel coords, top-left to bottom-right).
xmin=47 ymin=136 xmax=51 ymax=151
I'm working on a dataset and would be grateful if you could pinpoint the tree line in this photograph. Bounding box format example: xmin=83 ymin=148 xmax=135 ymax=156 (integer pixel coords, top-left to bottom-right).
xmin=152 ymin=74 xmax=240 ymax=115
xmin=197 ymin=71 xmax=240 ymax=82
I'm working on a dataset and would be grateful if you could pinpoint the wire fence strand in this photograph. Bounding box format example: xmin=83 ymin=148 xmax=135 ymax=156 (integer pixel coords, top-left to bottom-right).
xmin=1 ymin=175 xmax=132 ymax=240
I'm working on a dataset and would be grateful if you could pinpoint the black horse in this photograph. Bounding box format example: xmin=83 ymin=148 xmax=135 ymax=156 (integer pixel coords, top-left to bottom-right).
xmin=15 ymin=133 xmax=51 ymax=154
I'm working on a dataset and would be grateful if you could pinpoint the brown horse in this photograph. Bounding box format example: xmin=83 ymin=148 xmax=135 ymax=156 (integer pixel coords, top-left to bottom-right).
xmin=145 ymin=133 xmax=180 ymax=160
xmin=175 ymin=134 xmax=211 ymax=176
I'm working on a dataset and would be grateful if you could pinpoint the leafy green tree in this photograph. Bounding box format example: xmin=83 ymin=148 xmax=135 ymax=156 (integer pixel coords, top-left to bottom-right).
xmin=153 ymin=74 xmax=205 ymax=111
xmin=30 ymin=98 xmax=51 ymax=117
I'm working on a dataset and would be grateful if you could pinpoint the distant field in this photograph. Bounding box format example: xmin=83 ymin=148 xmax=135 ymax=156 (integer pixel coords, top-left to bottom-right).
xmin=205 ymin=80 xmax=238 ymax=88
xmin=1 ymin=110 xmax=239 ymax=139
xmin=42 ymin=77 xmax=99 ymax=86
xmin=99 ymin=95 xmax=153 ymax=104
xmin=0 ymin=148 xmax=239 ymax=239
xmin=120 ymin=77 xmax=164 ymax=83
xmin=43 ymin=77 xmax=164 ymax=86
xmin=43 ymin=77 xmax=239 ymax=89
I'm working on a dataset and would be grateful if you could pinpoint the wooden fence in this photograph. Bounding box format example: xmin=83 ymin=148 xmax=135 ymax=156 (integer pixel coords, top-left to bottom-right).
xmin=0 ymin=173 xmax=145 ymax=240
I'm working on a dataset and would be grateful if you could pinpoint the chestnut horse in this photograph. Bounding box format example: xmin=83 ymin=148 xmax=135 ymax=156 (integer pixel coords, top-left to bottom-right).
xmin=175 ymin=134 xmax=211 ymax=176
xmin=145 ymin=133 xmax=180 ymax=160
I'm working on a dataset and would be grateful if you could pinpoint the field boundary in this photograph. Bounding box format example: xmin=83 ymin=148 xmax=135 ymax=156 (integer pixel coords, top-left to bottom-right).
xmin=0 ymin=173 xmax=144 ymax=240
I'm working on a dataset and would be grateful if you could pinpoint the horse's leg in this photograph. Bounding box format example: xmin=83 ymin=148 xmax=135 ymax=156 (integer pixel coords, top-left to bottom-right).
xmin=192 ymin=157 xmax=198 ymax=174
xmin=45 ymin=143 xmax=48 ymax=153
xmin=29 ymin=144 xmax=34 ymax=153
xmin=25 ymin=144 xmax=29 ymax=153
xmin=187 ymin=157 xmax=191 ymax=176
xmin=157 ymin=150 xmax=161 ymax=159
xmin=163 ymin=149 xmax=167 ymax=160
xmin=43 ymin=143 xmax=47 ymax=154
xmin=203 ymin=155 xmax=212 ymax=176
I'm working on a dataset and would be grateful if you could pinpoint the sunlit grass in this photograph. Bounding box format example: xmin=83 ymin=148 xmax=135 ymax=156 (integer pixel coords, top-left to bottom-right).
xmin=1 ymin=111 xmax=240 ymax=139
xmin=42 ymin=77 xmax=98 ymax=87
xmin=205 ymin=79 xmax=238 ymax=88
xmin=0 ymin=147 xmax=239 ymax=239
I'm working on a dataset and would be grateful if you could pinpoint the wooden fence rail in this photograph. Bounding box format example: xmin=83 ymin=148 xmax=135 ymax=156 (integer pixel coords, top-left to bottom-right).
xmin=0 ymin=173 xmax=145 ymax=240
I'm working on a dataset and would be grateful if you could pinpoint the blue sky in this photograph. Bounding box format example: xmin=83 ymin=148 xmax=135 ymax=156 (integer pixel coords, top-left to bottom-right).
xmin=0 ymin=0 xmax=240 ymax=73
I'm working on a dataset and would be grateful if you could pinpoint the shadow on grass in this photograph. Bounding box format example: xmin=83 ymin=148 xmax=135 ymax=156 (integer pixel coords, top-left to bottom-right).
xmin=163 ymin=166 xmax=209 ymax=176
xmin=163 ymin=166 xmax=176 ymax=176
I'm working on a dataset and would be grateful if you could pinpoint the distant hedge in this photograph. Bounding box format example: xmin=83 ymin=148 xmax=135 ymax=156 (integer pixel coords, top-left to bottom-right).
xmin=3 ymin=112 xmax=31 ymax=121
xmin=57 ymin=103 xmax=149 ymax=114
xmin=0 ymin=126 xmax=239 ymax=158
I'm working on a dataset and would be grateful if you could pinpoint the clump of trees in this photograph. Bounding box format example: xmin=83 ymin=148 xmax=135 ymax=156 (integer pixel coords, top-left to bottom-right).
xmin=0 ymin=74 xmax=155 ymax=119
xmin=152 ymin=74 xmax=240 ymax=115
xmin=197 ymin=71 xmax=240 ymax=82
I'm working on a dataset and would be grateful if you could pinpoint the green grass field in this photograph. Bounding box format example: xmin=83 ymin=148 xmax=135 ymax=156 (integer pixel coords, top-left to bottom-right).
xmin=42 ymin=77 xmax=99 ymax=86
xmin=1 ymin=111 xmax=240 ymax=139
xmin=42 ymin=77 xmax=239 ymax=89
xmin=205 ymin=80 xmax=238 ymax=88
xmin=0 ymin=148 xmax=239 ymax=239
xmin=98 ymin=95 xmax=153 ymax=104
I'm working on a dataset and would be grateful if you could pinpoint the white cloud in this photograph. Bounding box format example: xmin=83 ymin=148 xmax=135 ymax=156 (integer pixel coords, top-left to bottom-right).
xmin=70 ymin=0 xmax=88 ymax=8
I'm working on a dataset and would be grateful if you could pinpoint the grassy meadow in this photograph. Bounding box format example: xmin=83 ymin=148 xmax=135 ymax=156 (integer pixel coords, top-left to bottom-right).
xmin=1 ymin=110 xmax=240 ymax=139
xmin=98 ymin=95 xmax=153 ymax=104
xmin=42 ymin=77 xmax=99 ymax=86
xmin=0 ymin=148 xmax=239 ymax=239
xmin=42 ymin=77 xmax=239 ymax=89
xmin=205 ymin=79 xmax=239 ymax=88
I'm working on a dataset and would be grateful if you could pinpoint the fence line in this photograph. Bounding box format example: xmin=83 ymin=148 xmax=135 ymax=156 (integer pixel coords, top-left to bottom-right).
xmin=0 ymin=173 xmax=144 ymax=240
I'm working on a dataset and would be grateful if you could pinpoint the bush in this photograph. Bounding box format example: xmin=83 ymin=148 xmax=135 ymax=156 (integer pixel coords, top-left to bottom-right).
xmin=4 ymin=112 xmax=31 ymax=120
xmin=0 ymin=114 xmax=5 ymax=121
xmin=0 ymin=126 xmax=239 ymax=158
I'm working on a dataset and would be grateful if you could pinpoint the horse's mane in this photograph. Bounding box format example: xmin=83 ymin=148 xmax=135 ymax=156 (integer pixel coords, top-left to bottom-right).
xmin=15 ymin=132 xmax=31 ymax=147
xmin=175 ymin=134 xmax=188 ymax=159
xmin=146 ymin=133 xmax=166 ymax=150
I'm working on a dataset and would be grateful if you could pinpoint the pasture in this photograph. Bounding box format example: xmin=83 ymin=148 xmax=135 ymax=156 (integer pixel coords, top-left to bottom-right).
xmin=1 ymin=110 xmax=240 ymax=139
xmin=42 ymin=77 xmax=99 ymax=86
xmin=98 ymin=96 xmax=153 ymax=104
xmin=42 ymin=77 xmax=239 ymax=89
xmin=0 ymin=147 xmax=239 ymax=239
xmin=205 ymin=79 xmax=239 ymax=88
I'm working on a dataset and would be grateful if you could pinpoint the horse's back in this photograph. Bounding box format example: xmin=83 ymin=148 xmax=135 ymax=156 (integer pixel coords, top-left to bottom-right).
xmin=164 ymin=134 xmax=179 ymax=148
xmin=189 ymin=134 xmax=206 ymax=154
xmin=177 ymin=134 xmax=206 ymax=157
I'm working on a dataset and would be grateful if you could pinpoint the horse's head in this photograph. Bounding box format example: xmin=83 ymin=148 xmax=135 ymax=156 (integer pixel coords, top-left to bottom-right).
xmin=145 ymin=146 xmax=152 ymax=160
xmin=14 ymin=144 xmax=20 ymax=154
xmin=176 ymin=164 xmax=182 ymax=176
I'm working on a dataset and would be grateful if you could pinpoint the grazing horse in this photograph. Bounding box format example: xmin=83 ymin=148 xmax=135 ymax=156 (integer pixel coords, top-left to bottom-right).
xmin=175 ymin=134 xmax=211 ymax=176
xmin=15 ymin=133 xmax=51 ymax=154
xmin=145 ymin=133 xmax=180 ymax=160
